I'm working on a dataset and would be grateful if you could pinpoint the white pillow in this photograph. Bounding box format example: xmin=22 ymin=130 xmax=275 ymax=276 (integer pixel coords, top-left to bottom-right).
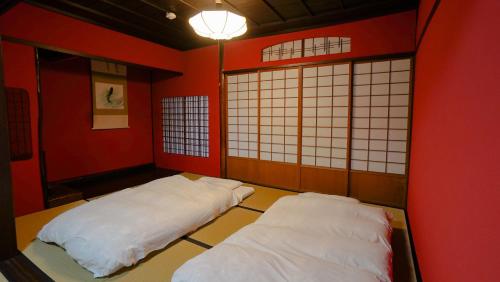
xmin=196 ymin=177 xmax=243 ymax=190
xmin=299 ymin=192 xmax=360 ymax=204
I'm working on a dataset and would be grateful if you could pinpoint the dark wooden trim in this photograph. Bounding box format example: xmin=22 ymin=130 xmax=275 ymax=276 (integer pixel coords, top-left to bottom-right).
xmin=0 ymin=253 xmax=53 ymax=282
xmin=183 ymin=237 xmax=212 ymax=249
xmin=0 ymin=37 xmax=18 ymax=261
xmin=237 ymin=205 xmax=265 ymax=213
xmin=404 ymin=210 xmax=423 ymax=282
xmin=223 ymin=52 xmax=416 ymax=74
xmin=35 ymin=48 xmax=49 ymax=208
xmin=415 ymin=0 xmax=441 ymax=51
xmin=2 ymin=36 xmax=183 ymax=76
xmin=219 ymin=41 xmax=227 ymax=178
xmin=149 ymin=70 xmax=156 ymax=164
xmin=49 ymin=163 xmax=158 ymax=186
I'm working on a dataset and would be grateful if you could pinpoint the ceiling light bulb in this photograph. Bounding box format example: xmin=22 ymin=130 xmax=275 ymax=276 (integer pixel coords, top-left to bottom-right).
xmin=166 ymin=12 xmax=176 ymax=20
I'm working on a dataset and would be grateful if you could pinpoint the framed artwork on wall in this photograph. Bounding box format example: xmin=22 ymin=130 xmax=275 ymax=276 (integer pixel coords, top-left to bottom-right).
xmin=91 ymin=60 xmax=128 ymax=129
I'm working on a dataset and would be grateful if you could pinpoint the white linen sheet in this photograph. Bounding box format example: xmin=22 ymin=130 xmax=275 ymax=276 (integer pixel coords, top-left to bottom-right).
xmin=38 ymin=175 xmax=252 ymax=278
xmin=173 ymin=194 xmax=393 ymax=282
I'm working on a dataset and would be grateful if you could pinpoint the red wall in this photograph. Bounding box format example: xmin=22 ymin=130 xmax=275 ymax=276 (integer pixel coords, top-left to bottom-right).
xmin=408 ymin=0 xmax=500 ymax=281
xmin=416 ymin=0 xmax=437 ymax=41
xmin=152 ymin=46 xmax=220 ymax=176
xmin=2 ymin=41 xmax=44 ymax=216
xmin=224 ymin=11 xmax=416 ymax=71
xmin=40 ymin=57 xmax=153 ymax=182
xmin=0 ymin=3 xmax=184 ymax=72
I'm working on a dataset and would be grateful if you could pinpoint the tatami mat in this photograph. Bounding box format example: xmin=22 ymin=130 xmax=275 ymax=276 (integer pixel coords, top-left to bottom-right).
xmin=23 ymin=239 xmax=205 ymax=282
xmin=14 ymin=172 xmax=414 ymax=281
xmin=15 ymin=200 xmax=86 ymax=251
xmin=188 ymin=207 xmax=261 ymax=246
xmin=239 ymin=184 xmax=298 ymax=211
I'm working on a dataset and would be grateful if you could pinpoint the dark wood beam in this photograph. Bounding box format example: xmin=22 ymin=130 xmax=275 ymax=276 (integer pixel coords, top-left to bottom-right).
xmin=0 ymin=37 xmax=18 ymax=261
xmin=298 ymin=0 xmax=313 ymax=16
xmin=261 ymin=0 xmax=286 ymax=22
xmin=223 ymin=0 xmax=260 ymax=26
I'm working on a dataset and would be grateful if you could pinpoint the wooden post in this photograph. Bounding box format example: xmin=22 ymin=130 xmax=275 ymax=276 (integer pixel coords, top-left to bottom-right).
xmin=0 ymin=37 xmax=19 ymax=260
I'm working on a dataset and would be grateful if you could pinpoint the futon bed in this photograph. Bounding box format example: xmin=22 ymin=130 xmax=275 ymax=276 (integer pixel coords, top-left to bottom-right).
xmin=173 ymin=193 xmax=393 ymax=282
xmin=37 ymin=174 xmax=254 ymax=278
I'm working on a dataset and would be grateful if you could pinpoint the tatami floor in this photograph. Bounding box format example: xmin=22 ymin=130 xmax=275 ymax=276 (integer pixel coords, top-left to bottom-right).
xmin=14 ymin=172 xmax=416 ymax=282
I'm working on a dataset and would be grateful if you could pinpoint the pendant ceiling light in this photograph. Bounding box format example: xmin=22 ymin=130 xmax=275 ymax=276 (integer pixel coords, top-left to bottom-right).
xmin=188 ymin=1 xmax=247 ymax=40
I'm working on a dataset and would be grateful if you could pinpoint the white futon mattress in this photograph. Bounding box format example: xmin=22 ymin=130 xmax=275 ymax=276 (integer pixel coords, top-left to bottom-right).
xmin=38 ymin=175 xmax=252 ymax=277
xmin=173 ymin=193 xmax=393 ymax=282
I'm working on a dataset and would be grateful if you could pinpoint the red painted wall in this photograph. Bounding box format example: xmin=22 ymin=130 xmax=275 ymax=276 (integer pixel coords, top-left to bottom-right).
xmin=416 ymin=0 xmax=437 ymax=41
xmin=152 ymin=46 xmax=220 ymax=176
xmin=408 ymin=0 xmax=500 ymax=281
xmin=2 ymin=41 xmax=44 ymax=216
xmin=224 ymin=11 xmax=416 ymax=71
xmin=40 ymin=57 xmax=153 ymax=182
xmin=0 ymin=3 xmax=184 ymax=72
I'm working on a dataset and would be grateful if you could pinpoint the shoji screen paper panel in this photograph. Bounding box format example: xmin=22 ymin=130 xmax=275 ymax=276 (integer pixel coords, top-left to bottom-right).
xmin=350 ymin=58 xmax=412 ymax=207
xmin=227 ymin=72 xmax=259 ymax=159
xmin=259 ymin=68 xmax=299 ymax=164
xmin=300 ymin=62 xmax=350 ymax=195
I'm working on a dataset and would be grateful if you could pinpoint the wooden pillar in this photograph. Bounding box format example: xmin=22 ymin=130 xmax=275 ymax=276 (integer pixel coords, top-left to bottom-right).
xmin=0 ymin=37 xmax=19 ymax=260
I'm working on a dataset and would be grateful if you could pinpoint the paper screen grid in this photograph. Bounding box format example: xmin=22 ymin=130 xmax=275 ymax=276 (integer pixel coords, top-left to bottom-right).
xmin=162 ymin=96 xmax=209 ymax=157
xmin=185 ymin=96 xmax=209 ymax=157
xmin=260 ymin=68 xmax=299 ymax=163
xmin=301 ymin=63 xmax=350 ymax=169
xmin=227 ymin=72 xmax=259 ymax=158
xmin=351 ymin=58 xmax=411 ymax=175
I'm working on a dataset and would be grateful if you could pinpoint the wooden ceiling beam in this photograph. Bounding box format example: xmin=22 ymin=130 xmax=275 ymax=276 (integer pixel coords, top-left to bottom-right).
xmin=223 ymin=0 xmax=260 ymax=26
xmin=298 ymin=0 xmax=314 ymax=16
xmin=260 ymin=0 xmax=286 ymax=22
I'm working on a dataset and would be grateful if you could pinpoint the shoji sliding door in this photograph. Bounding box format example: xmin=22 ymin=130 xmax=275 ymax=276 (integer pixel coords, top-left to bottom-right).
xmin=226 ymin=68 xmax=301 ymax=190
xmin=349 ymin=58 xmax=412 ymax=206
xmin=300 ymin=62 xmax=351 ymax=195
xmin=224 ymin=56 xmax=413 ymax=207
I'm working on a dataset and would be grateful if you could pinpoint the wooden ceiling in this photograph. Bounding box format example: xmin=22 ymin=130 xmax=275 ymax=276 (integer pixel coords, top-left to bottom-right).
xmin=25 ymin=0 xmax=417 ymax=50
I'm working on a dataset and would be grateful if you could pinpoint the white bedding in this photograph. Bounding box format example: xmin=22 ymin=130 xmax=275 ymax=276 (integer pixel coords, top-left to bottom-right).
xmin=37 ymin=175 xmax=253 ymax=278
xmin=173 ymin=194 xmax=393 ymax=282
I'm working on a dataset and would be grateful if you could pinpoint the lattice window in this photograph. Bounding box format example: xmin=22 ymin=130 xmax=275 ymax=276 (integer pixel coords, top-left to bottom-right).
xmin=260 ymin=68 xmax=299 ymax=163
xmin=227 ymin=72 xmax=259 ymax=158
xmin=351 ymin=59 xmax=411 ymax=174
xmin=301 ymin=63 xmax=350 ymax=168
xmin=162 ymin=96 xmax=209 ymax=157
xmin=304 ymin=37 xmax=351 ymax=57
xmin=6 ymin=87 xmax=32 ymax=161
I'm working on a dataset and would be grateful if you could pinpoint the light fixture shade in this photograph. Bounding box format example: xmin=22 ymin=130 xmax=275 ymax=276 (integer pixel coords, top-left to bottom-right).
xmin=189 ymin=11 xmax=247 ymax=40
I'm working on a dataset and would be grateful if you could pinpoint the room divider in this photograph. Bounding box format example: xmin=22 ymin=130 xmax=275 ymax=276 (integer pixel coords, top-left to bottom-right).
xmin=223 ymin=55 xmax=413 ymax=208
